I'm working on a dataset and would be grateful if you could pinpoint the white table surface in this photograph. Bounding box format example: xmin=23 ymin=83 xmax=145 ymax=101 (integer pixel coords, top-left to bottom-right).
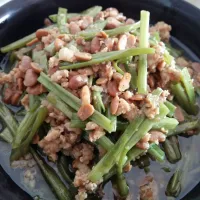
xmin=185 ymin=0 xmax=200 ymax=8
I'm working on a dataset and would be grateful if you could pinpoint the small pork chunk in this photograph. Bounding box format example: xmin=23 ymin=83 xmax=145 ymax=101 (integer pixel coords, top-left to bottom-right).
xmin=59 ymin=47 xmax=75 ymax=62
xmin=118 ymin=72 xmax=131 ymax=91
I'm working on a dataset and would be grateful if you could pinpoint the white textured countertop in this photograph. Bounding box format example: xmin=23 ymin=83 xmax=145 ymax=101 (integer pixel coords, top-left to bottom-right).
xmin=185 ymin=0 xmax=200 ymax=8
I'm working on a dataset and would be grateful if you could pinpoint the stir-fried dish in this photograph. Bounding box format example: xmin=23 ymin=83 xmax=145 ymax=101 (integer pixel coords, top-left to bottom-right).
xmin=0 ymin=6 xmax=200 ymax=200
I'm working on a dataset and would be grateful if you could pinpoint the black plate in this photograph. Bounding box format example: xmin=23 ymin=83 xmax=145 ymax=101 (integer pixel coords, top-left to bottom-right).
xmin=0 ymin=0 xmax=200 ymax=199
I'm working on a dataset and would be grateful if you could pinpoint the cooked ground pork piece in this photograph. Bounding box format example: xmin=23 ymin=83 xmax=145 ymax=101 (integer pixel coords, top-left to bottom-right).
xmin=42 ymin=100 xmax=67 ymax=126
xmin=149 ymin=130 xmax=166 ymax=144
xmin=99 ymin=62 xmax=114 ymax=80
xmin=69 ymin=22 xmax=81 ymax=34
xmin=73 ymin=160 xmax=101 ymax=200
xmin=118 ymin=72 xmax=131 ymax=91
xmin=11 ymin=153 xmax=36 ymax=169
xmin=136 ymin=141 xmax=150 ymax=150
xmin=26 ymin=83 xmax=46 ymax=95
xmin=123 ymin=162 xmax=132 ymax=173
xmin=0 ymin=73 xmax=12 ymax=84
xmin=115 ymin=98 xmax=131 ymax=116
xmin=122 ymin=91 xmax=133 ymax=100
xmin=59 ymin=47 xmax=75 ymax=62
xmin=75 ymin=189 xmax=88 ymax=200
xmin=123 ymin=103 xmax=140 ymax=121
xmin=38 ymin=122 xmax=81 ymax=161
xmin=150 ymin=21 xmax=172 ymax=42
xmin=148 ymin=43 xmax=165 ymax=73
xmin=50 ymin=70 xmax=69 ymax=83
xmin=48 ymin=56 xmax=59 ymax=69
xmin=89 ymin=126 xmax=105 ymax=142
xmin=104 ymin=7 xmax=119 ymax=18
xmin=139 ymin=176 xmax=158 ymax=200
xmin=106 ymin=17 xmax=121 ymax=29
xmin=71 ymin=143 xmax=94 ymax=165
xmin=98 ymin=145 xmax=107 ymax=158
xmin=74 ymin=167 xmax=97 ymax=193
xmin=85 ymin=122 xmax=99 ymax=130
xmin=80 ymin=16 xmax=94 ymax=30
xmin=141 ymin=133 xmax=151 ymax=143
xmin=104 ymin=38 xmax=117 ymax=51
xmin=3 ymin=88 xmax=22 ymax=105
xmin=143 ymin=93 xmax=160 ymax=119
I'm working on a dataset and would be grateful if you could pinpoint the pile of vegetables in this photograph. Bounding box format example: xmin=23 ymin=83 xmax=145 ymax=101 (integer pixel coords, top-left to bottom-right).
xmin=0 ymin=6 xmax=199 ymax=200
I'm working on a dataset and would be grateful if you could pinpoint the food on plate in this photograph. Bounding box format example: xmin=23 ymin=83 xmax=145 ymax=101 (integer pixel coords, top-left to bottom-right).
xmin=0 ymin=6 xmax=200 ymax=200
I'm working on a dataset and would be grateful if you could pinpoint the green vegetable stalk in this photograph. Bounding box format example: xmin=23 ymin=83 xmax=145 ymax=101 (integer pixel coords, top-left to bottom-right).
xmin=49 ymin=6 xmax=102 ymax=23
xmin=163 ymin=136 xmax=182 ymax=164
xmin=104 ymin=142 xmax=162 ymax=182
xmin=137 ymin=10 xmax=150 ymax=94
xmin=12 ymin=100 xmax=40 ymax=148
xmin=81 ymin=6 xmax=102 ymax=17
xmin=10 ymin=106 xmax=48 ymax=161
xmin=57 ymin=7 xmax=69 ymax=34
xmin=46 ymin=93 xmax=74 ymax=119
xmin=30 ymin=148 xmax=73 ymax=200
xmin=78 ymin=22 xmax=141 ymax=40
xmin=88 ymin=115 xmax=145 ymax=182
xmin=148 ymin=143 xmax=165 ymax=163
xmin=1 ymin=25 xmax=55 ymax=53
xmin=124 ymin=62 xmax=137 ymax=89
xmin=152 ymin=117 xmax=179 ymax=131
xmin=0 ymin=102 xmax=18 ymax=136
xmin=112 ymin=173 xmax=129 ymax=198
xmin=117 ymin=103 xmax=169 ymax=171
xmin=0 ymin=128 xmax=13 ymax=143
xmin=164 ymin=101 xmax=176 ymax=117
xmin=60 ymin=47 xmax=155 ymax=70
xmin=166 ymin=170 xmax=182 ymax=197
xmin=92 ymin=90 xmax=105 ymax=113
xmin=167 ymin=119 xmax=199 ymax=137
